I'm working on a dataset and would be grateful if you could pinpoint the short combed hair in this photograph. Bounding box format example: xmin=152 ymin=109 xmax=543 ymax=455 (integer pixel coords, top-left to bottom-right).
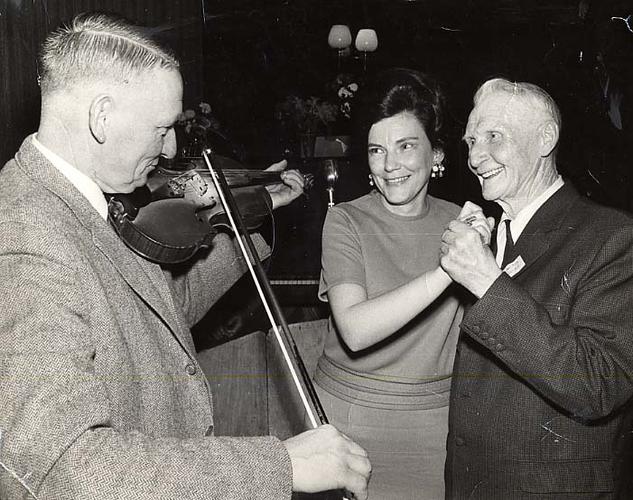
xmin=39 ymin=12 xmax=179 ymax=95
xmin=473 ymin=78 xmax=562 ymax=130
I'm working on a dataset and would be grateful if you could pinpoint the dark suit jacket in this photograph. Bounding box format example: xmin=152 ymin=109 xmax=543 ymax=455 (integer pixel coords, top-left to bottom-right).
xmin=446 ymin=183 xmax=633 ymax=499
xmin=0 ymin=137 xmax=292 ymax=499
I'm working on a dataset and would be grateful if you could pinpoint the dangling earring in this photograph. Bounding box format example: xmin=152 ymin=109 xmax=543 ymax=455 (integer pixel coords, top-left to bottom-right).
xmin=368 ymin=174 xmax=374 ymax=187
xmin=431 ymin=161 xmax=445 ymax=178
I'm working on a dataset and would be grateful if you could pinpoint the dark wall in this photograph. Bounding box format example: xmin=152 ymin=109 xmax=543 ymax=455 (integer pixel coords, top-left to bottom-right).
xmin=195 ymin=0 xmax=632 ymax=211
xmin=2 ymin=0 xmax=632 ymax=210
xmin=0 ymin=0 xmax=204 ymax=164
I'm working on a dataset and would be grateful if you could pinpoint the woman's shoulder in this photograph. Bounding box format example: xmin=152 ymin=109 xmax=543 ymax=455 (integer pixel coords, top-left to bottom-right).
xmin=323 ymin=193 xmax=385 ymax=236
xmin=329 ymin=192 xmax=379 ymax=218
xmin=428 ymin=195 xmax=461 ymax=220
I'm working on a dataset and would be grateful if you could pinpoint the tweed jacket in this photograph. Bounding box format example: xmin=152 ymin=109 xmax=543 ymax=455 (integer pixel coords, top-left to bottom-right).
xmin=0 ymin=137 xmax=292 ymax=499
xmin=446 ymin=183 xmax=633 ymax=499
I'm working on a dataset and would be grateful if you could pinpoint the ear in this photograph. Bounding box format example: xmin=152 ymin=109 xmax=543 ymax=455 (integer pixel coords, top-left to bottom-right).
xmin=538 ymin=120 xmax=559 ymax=158
xmin=433 ymin=148 xmax=445 ymax=165
xmin=88 ymin=94 xmax=112 ymax=144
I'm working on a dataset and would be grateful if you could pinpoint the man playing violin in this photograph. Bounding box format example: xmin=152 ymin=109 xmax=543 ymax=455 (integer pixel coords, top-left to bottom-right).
xmin=0 ymin=12 xmax=370 ymax=500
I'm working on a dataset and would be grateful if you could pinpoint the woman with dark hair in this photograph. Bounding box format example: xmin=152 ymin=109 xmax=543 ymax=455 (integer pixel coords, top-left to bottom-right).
xmin=314 ymin=68 xmax=490 ymax=498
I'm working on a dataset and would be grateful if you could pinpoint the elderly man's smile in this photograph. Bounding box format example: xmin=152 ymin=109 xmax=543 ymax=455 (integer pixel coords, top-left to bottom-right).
xmin=479 ymin=167 xmax=504 ymax=179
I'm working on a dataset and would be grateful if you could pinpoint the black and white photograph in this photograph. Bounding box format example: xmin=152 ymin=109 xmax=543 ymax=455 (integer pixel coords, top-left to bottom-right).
xmin=0 ymin=1 xmax=632 ymax=498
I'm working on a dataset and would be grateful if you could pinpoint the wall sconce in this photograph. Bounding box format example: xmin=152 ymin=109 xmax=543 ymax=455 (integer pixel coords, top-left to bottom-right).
xmin=355 ymin=29 xmax=378 ymax=71
xmin=328 ymin=24 xmax=352 ymax=68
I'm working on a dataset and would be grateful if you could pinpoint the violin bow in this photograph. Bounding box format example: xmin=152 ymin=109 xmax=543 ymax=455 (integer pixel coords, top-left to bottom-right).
xmin=202 ymin=150 xmax=353 ymax=500
xmin=201 ymin=150 xmax=327 ymax=428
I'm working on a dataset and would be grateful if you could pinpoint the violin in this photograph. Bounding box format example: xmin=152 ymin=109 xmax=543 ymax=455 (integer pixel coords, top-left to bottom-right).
xmin=107 ymin=155 xmax=312 ymax=264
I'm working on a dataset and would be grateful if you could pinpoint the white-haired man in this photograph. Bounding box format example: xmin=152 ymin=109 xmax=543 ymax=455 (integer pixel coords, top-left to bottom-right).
xmin=0 ymin=12 xmax=370 ymax=500
xmin=441 ymin=78 xmax=633 ymax=498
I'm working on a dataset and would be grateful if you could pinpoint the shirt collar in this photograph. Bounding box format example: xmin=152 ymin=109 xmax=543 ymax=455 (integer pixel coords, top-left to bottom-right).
xmin=495 ymin=176 xmax=564 ymax=267
xmin=32 ymin=135 xmax=109 ymax=220
xmin=502 ymin=176 xmax=564 ymax=240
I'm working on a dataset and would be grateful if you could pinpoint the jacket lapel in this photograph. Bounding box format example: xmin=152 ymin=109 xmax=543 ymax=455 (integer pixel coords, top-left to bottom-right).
xmin=502 ymin=182 xmax=579 ymax=280
xmin=16 ymin=137 xmax=192 ymax=354
xmin=91 ymin=226 xmax=186 ymax=335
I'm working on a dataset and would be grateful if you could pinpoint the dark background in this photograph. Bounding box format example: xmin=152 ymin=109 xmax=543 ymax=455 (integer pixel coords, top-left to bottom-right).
xmin=2 ymin=0 xmax=632 ymax=205
xmin=1 ymin=0 xmax=632 ymax=343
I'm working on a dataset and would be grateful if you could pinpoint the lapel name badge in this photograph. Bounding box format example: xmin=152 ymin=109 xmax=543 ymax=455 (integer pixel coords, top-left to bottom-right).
xmin=504 ymin=255 xmax=525 ymax=277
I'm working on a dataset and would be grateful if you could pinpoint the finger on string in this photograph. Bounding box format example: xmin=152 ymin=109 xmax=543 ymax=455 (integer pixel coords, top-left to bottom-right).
xmin=281 ymin=170 xmax=303 ymax=186
xmin=266 ymin=159 xmax=288 ymax=171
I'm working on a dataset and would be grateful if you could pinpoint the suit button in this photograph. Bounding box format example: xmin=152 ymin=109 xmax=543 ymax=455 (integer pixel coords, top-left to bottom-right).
xmin=185 ymin=363 xmax=197 ymax=376
xmin=205 ymin=425 xmax=214 ymax=436
xmin=495 ymin=343 xmax=505 ymax=352
xmin=455 ymin=436 xmax=466 ymax=446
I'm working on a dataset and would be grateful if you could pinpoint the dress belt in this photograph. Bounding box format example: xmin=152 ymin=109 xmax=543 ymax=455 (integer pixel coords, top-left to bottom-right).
xmin=314 ymin=355 xmax=451 ymax=410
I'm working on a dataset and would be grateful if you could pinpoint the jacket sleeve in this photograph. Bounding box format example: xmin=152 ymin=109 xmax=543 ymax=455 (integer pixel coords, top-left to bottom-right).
xmin=462 ymin=226 xmax=633 ymax=420
xmin=0 ymin=222 xmax=289 ymax=500
xmin=165 ymin=232 xmax=271 ymax=328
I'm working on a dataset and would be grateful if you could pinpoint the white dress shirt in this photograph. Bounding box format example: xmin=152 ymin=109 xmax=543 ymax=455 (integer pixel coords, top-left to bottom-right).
xmin=32 ymin=135 xmax=109 ymax=220
xmin=495 ymin=176 xmax=565 ymax=267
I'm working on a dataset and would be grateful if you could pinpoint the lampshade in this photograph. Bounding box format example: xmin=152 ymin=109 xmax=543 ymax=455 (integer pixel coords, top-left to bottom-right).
xmin=355 ymin=29 xmax=378 ymax=52
xmin=328 ymin=25 xmax=352 ymax=49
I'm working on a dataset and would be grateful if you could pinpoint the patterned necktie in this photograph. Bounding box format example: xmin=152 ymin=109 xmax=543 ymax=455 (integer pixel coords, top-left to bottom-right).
xmin=501 ymin=219 xmax=515 ymax=269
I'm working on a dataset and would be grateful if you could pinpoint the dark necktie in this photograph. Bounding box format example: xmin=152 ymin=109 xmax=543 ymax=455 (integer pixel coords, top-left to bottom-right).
xmin=501 ymin=219 xmax=515 ymax=268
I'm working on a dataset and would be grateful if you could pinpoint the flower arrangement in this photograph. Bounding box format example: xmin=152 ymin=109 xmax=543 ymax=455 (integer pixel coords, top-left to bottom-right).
xmin=275 ymin=73 xmax=360 ymax=137
xmin=175 ymin=102 xmax=222 ymax=157
xmin=275 ymin=95 xmax=339 ymax=135
xmin=329 ymin=72 xmax=359 ymax=120
xmin=177 ymin=102 xmax=221 ymax=133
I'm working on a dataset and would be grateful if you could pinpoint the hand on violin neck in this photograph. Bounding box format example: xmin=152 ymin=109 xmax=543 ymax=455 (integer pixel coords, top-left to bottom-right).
xmin=283 ymin=424 xmax=371 ymax=499
xmin=264 ymin=159 xmax=306 ymax=209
